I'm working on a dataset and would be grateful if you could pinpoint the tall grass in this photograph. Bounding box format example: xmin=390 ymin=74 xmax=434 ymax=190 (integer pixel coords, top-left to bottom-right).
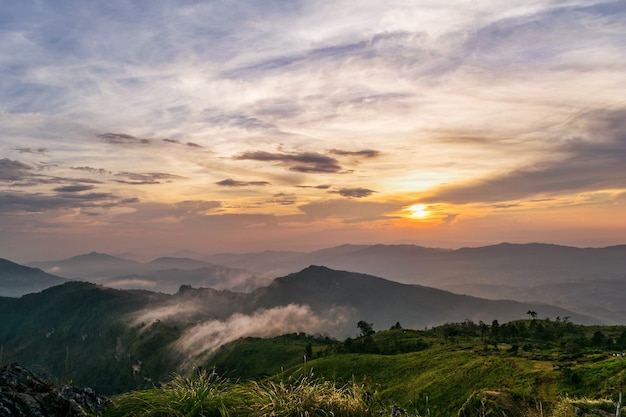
xmin=102 ymin=369 xmax=240 ymax=417
xmin=101 ymin=370 xmax=377 ymax=417
xmin=242 ymin=372 xmax=376 ymax=417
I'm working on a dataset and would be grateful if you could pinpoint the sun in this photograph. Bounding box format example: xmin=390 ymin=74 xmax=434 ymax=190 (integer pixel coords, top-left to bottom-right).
xmin=407 ymin=204 xmax=429 ymax=218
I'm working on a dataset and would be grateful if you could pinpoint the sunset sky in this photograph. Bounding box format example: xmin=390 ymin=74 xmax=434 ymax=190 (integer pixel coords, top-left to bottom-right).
xmin=2 ymin=1 xmax=626 ymax=262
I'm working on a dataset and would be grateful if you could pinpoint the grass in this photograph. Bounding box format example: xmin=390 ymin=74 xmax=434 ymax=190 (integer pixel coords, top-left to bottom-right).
xmin=102 ymin=370 xmax=238 ymax=417
xmin=101 ymin=369 xmax=378 ymax=417
xmin=99 ymin=321 xmax=626 ymax=417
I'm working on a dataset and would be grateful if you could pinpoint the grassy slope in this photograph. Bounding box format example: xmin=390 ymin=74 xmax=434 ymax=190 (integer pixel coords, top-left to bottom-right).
xmin=205 ymin=324 xmax=626 ymax=417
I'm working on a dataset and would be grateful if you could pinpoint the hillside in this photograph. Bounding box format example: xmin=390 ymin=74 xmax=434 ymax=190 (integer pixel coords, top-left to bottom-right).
xmin=205 ymin=322 xmax=626 ymax=417
xmin=0 ymin=266 xmax=595 ymax=394
xmin=0 ymin=258 xmax=68 ymax=297
xmin=248 ymin=266 xmax=597 ymax=331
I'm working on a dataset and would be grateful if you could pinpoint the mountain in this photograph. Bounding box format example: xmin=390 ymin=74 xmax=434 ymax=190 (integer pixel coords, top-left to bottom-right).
xmin=0 ymin=258 xmax=68 ymax=297
xmin=0 ymin=265 xmax=595 ymax=393
xmin=27 ymin=251 xmax=144 ymax=279
xmin=206 ymin=243 xmax=626 ymax=322
xmin=24 ymin=253 xmax=263 ymax=294
xmin=98 ymin=265 xmax=268 ymax=293
xmin=247 ymin=265 xmax=596 ymax=330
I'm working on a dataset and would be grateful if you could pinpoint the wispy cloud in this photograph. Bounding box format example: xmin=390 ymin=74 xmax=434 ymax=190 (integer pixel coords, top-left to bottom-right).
xmin=162 ymin=139 xmax=202 ymax=148
xmin=98 ymin=133 xmax=151 ymax=145
xmin=330 ymin=149 xmax=381 ymax=158
xmin=12 ymin=147 xmax=48 ymax=154
xmin=114 ymin=172 xmax=186 ymax=185
xmin=71 ymin=166 xmax=112 ymax=175
xmin=422 ymin=109 xmax=626 ymax=204
xmin=236 ymin=151 xmax=342 ymax=173
xmin=53 ymin=185 xmax=96 ymax=193
xmin=216 ymin=178 xmax=271 ymax=187
xmin=332 ymin=188 xmax=376 ymax=198
xmin=174 ymin=304 xmax=352 ymax=358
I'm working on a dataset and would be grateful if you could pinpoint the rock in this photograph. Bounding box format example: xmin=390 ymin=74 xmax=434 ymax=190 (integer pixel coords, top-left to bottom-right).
xmin=0 ymin=363 xmax=108 ymax=417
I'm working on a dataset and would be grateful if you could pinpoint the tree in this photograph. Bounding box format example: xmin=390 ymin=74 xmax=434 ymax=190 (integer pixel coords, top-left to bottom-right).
xmin=526 ymin=310 xmax=538 ymax=320
xmin=357 ymin=321 xmax=374 ymax=337
xmin=390 ymin=321 xmax=403 ymax=330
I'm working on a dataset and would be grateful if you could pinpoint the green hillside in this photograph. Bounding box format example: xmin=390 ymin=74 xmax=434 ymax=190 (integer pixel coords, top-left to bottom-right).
xmin=192 ymin=319 xmax=626 ymax=417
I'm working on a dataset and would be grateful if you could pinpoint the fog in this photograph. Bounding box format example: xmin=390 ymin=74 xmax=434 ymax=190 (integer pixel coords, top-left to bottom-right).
xmin=174 ymin=304 xmax=354 ymax=361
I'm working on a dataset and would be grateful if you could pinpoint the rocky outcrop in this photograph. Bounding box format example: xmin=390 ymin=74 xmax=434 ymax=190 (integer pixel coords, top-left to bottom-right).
xmin=0 ymin=363 xmax=108 ymax=417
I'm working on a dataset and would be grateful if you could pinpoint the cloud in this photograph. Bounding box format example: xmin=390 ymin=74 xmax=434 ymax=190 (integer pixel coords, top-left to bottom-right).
xmin=53 ymin=185 xmax=96 ymax=193
xmin=201 ymin=110 xmax=277 ymax=131
xmin=329 ymin=149 xmax=381 ymax=158
xmin=114 ymin=172 xmax=186 ymax=185
xmin=216 ymin=178 xmax=271 ymax=187
xmin=422 ymin=109 xmax=626 ymax=204
xmin=332 ymin=188 xmax=375 ymax=198
xmin=12 ymin=147 xmax=48 ymax=154
xmin=0 ymin=158 xmax=33 ymax=182
xmin=296 ymin=184 xmax=332 ymax=190
xmin=269 ymin=193 xmax=297 ymax=205
xmin=236 ymin=151 xmax=342 ymax=173
xmin=174 ymin=304 xmax=352 ymax=359
xmin=162 ymin=139 xmax=203 ymax=148
xmin=98 ymin=133 xmax=151 ymax=145
xmin=0 ymin=190 xmax=131 ymax=213
xmin=71 ymin=166 xmax=112 ymax=175
xmin=299 ymin=199 xmax=395 ymax=222
xmin=100 ymin=278 xmax=158 ymax=290
xmin=174 ymin=200 xmax=222 ymax=215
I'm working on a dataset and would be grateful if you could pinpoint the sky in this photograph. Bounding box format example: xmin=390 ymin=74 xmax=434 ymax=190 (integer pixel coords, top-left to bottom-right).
xmin=1 ymin=0 xmax=626 ymax=262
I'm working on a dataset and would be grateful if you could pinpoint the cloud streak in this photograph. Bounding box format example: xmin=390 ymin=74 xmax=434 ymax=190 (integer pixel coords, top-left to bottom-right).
xmin=235 ymin=151 xmax=342 ymax=173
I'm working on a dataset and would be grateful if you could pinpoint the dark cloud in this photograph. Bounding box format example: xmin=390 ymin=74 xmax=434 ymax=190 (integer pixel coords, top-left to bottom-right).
xmin=163 ymin=139 xmax=203 ymax=148
xmin=269 ymin=193 xmax=297 ymax=205
xmin=332 ymin=188 xmax=376 ymax=198
xmin=13 ymin=147 xmax=48 ymax=154
xmin=115 ymin=172 xmax=186 ymax=185
xmin=0 ymin=158 xmax=33 ymax=181
xmin=216 ymin=178 xmax=271 ymax=187
xmin=0 ymin=190 xmax=133 ymax=213
xmin=296 ymin=184 xmax=332 ymax=190
xmin=71 ymin=166 xmax=112 ymax=175
xmin=98 ymin=133 xmax=151 ymax=145
xmin=330 ymin=149 xmax=381 ymax=158
xmin=423 ymin=109 xmax=626 ymax=204
xmin=236 ymin=151 xmax=342 ymax=173
xmin=53 ymin=185 xmax=96 ymax=193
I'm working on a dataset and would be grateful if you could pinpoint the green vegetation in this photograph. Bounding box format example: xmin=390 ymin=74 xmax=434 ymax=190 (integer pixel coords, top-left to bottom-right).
xmin=102 ymin=370 xmax=375 ymax=417
xmin=98 ymin=318 xmax=626 ymax=417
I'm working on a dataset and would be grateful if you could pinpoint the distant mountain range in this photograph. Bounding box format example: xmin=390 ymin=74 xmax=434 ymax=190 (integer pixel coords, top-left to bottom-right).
xmin=206 ymin=242 xmax=626 ymax=323
xmin=3 ymin=242 xmax=626 ymax=323
xmin=23 ymin=252 xmax=264 ymax=295
xmin=0 ymin=259 xmax=68 ymax=297
xmin=0 ymin=265 xmax=594 ymax=393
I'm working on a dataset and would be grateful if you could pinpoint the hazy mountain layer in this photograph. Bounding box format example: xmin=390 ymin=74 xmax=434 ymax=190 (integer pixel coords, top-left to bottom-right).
xmin=206 ymin=243 xmax=626 ymax=322
xmin=0 ymin=259 xmax=68 ymax=297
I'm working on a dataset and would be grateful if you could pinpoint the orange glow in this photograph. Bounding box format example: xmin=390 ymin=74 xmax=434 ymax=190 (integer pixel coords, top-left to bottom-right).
xmin=407 ymin=204 xmax=429 ymax=218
